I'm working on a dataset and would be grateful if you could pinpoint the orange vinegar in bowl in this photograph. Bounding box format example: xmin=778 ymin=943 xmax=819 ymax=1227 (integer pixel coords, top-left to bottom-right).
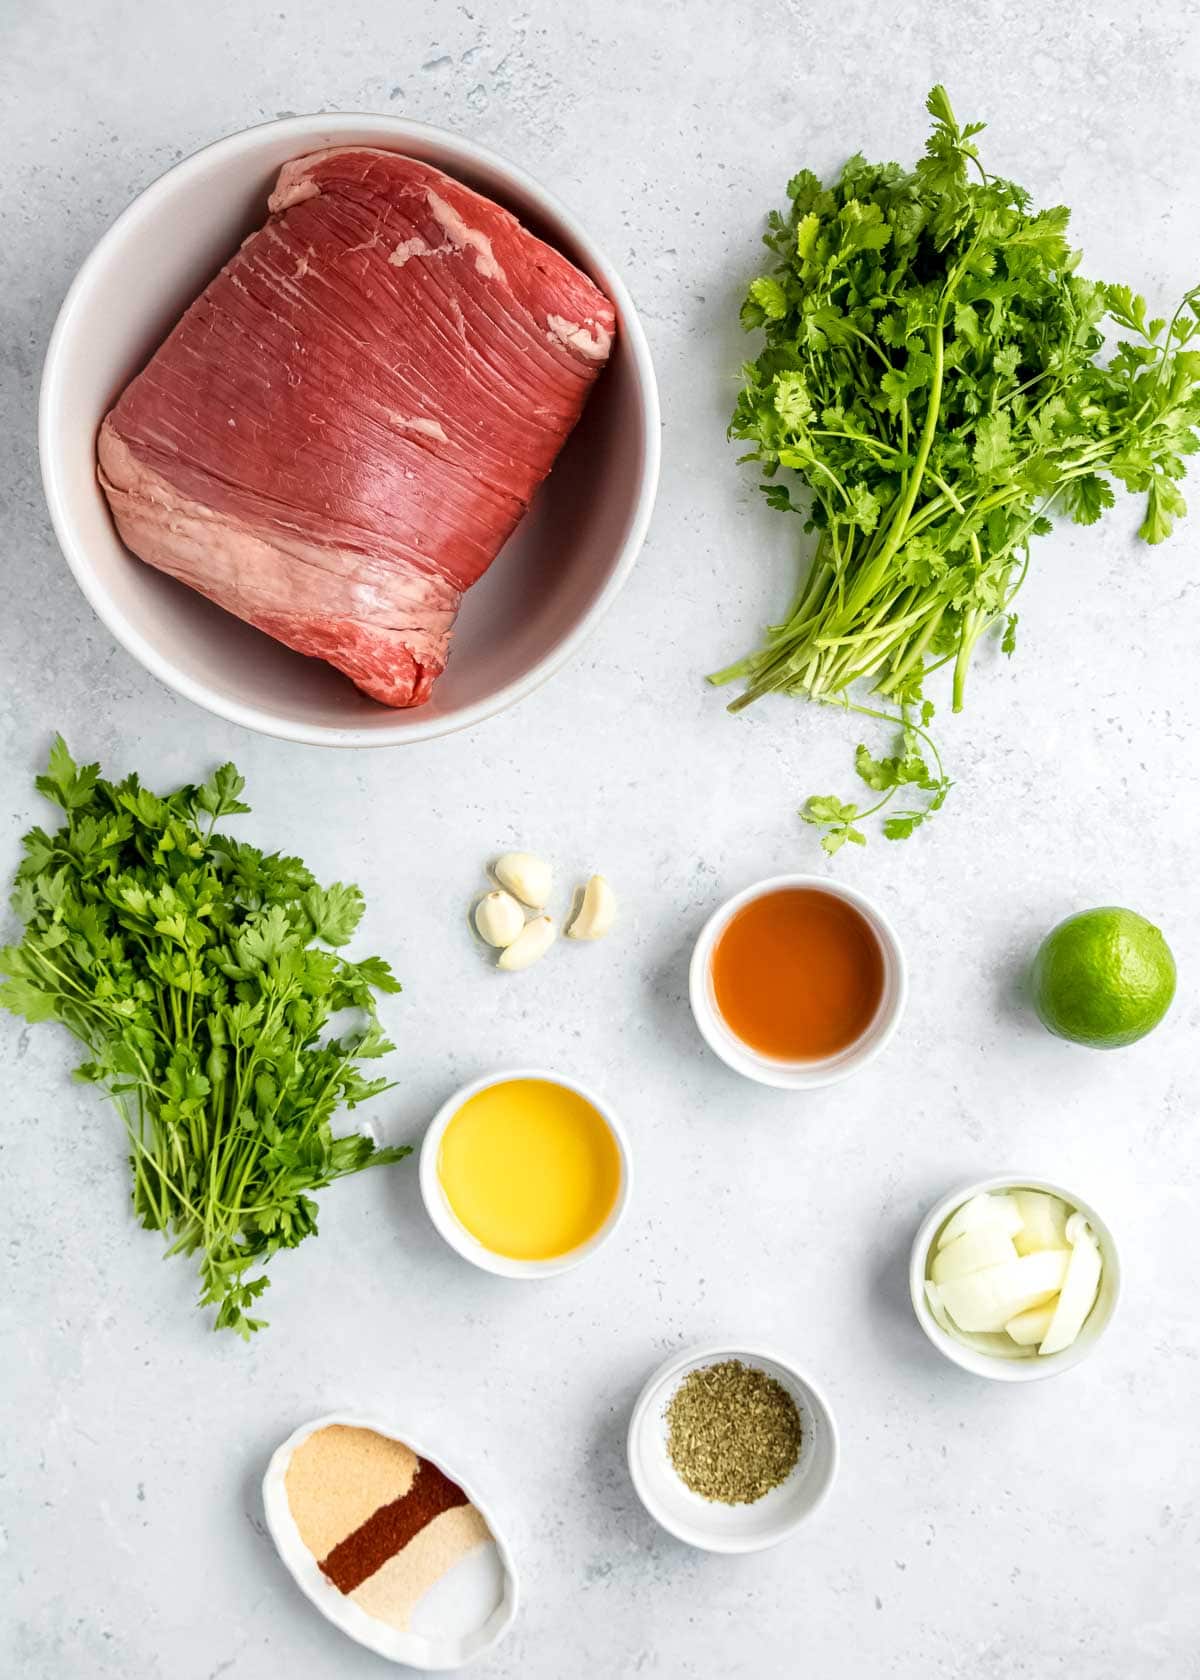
xmin=710 ymin=887 xmax=884 ymax=1061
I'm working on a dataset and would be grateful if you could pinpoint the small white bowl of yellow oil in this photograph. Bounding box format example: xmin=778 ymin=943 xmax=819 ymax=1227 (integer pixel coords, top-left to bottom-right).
xmin=419 ymin=1070 xmax=631 ymax=1278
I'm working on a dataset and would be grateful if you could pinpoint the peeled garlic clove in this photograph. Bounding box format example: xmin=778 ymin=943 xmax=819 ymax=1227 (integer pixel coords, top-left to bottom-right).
xmin=474 ymin=890 xmax=525 ymax=948
xmin=566 ymin=874 xmax=616 ymax=941
xmin=497 ymin=915 xmax=556 ymax=971
xmin=493 ymin=851 xmax=552 ymax=909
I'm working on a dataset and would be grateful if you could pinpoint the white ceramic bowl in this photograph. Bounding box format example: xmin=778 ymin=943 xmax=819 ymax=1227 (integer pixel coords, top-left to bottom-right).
xmin=909 ymin=1174 xmax=1121 ymax=1382
xmin=418 ymin=1068 xmax=631 ymax=1278
xmin=627 ymin=1343 xmax=838 ymax=1553
xmin=688 ymin=873 xmax=907 ymax=1089
xmin=262 ymin=1413 xmax=518 ymax=1669
xmin=39 ymin=113 xmax=660 ymax=746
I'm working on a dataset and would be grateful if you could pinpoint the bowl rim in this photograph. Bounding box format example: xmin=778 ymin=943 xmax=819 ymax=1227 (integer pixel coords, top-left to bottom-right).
xmin=908 ymin=1173 xmax=1122 ymax=1382
xmin=38 ymin=111 xmax=661 ymax=748
xmin=262 ymin=1410 xmax=519 ymax=1669
xmin=626 ymin=1340 xmax=840 ymax=1553
xmin=687 ymin=873 xmax=908 ymax=1089
xmin=417 ymin=1066 xmax=631 ymax=1278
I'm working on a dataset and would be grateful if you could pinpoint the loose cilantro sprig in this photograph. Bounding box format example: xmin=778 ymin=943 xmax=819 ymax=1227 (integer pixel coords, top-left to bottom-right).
xmin=1 ymin=739 xmax=409 ymax=1337
xmin=712 ymin=86 xmax=1200 ymax=848
xmin=801 ymin=699 xmax=952 ymax=855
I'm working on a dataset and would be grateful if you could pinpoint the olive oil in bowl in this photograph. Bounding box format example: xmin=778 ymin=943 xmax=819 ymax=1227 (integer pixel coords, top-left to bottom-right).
xmin=419 ymin=1071 xmax=630 ymax=1276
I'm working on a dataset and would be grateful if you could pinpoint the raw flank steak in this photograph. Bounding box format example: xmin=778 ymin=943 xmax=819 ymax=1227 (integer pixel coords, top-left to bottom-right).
xmin=97 ymin=148 xmax=616 ymax=707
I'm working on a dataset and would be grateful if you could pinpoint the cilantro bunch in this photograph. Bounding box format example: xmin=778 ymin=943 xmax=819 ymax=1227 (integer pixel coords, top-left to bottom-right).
xmin=712 ymin=87 xmax=1200 ymax=851
xmin=1 ymin=740 xmax=409 ymax=1336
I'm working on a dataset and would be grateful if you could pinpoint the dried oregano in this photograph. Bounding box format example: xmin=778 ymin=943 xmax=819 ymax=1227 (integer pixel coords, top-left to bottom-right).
xmin=665 ymin=1359 xmax=802 ymax=1504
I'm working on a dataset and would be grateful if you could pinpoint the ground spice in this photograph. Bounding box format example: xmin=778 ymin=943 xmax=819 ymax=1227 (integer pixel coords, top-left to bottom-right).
xmin=283 ymin=1426 xmax=497 ymax=1634
xmin=320 ymin=1458 xmax=469 ymax=1593
xmin=665 ymin=1359 xmax=802 ymax=1504
xmin=286 ymin=1426 xmax=418 ymax=1561
xmin=351 ymin=1504 xmax=492 ymax=1631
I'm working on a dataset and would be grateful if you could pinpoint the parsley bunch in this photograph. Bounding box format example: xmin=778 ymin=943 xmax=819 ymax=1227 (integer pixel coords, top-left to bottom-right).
xmin=1 ymin=739 xmax=409 ymax=1336
xmin=712 ymin=87 xmax=1200 ymax=851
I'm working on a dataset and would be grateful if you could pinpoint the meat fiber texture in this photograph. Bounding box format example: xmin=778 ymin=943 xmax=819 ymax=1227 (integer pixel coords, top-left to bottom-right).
xmin=98 ymin=148 xmax=616 ymax=707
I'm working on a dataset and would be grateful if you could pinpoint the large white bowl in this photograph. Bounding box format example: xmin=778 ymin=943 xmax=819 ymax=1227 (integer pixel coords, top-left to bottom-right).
xmin=39 ymin=114 xmax=660 ymax=746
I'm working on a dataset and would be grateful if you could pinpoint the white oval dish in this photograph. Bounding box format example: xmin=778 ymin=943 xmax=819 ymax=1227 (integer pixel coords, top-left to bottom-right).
xmin=688 ymin=874 xmax=907 ymax=1089
xmin=262 ymin=1413 xmax=518 ymax=1670
xmin=39 ymin=113 xmax=660 ymax=746
xmin=627 ymin=1343 xmax=839 ymax=1553
xmin=419 ymin=1068 xmax=631 ymax=1278
xmin=909 ymin=1174 xmax=1121 ymax=1382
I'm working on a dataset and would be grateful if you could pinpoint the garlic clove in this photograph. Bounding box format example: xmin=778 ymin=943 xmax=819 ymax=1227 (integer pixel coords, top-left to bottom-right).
xmin=473 ymin=890 xmax=526 ymax=948
xmin=566 ymin=874 xmax=616 ymax=941
xmin=497 ymin=914 xmax=557 ymax=971
xmin=492 ymin=851 xmax=552 ymax=909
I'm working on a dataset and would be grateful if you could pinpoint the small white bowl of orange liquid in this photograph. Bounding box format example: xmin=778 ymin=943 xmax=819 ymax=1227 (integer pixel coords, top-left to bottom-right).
xmin=419 ymin=1070 xmax=631 ymax=1277
xmin=689 ymin=875 xmax=907 ymax=1089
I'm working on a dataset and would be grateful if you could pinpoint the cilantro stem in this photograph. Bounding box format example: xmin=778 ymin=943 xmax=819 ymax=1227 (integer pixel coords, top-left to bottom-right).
xmin=951 ymin=608 xmax=984 ymax=711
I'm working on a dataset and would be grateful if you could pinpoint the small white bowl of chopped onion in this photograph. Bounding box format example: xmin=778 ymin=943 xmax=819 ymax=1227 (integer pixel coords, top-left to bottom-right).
xmin=909 ymin=1175 xmax=1120 ymax=1381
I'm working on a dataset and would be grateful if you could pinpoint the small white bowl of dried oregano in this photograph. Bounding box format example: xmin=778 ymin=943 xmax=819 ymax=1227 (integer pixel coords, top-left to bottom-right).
xmin=626 ymin=1343 xmax=839 ymax=1552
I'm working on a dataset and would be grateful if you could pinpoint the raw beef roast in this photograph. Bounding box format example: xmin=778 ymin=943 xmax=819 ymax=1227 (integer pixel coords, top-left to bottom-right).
xmin=98 ymin=148 xmax=616 ymax=706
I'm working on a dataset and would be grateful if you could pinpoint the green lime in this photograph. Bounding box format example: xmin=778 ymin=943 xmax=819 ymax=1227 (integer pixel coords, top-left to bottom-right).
xmin=1031 ymin=907 xmax=1176 ymax=1048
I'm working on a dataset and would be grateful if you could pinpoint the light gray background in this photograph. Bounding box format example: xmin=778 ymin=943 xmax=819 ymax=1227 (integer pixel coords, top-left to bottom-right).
xmin=3 ymin=2 xmax=1199 ymax=1676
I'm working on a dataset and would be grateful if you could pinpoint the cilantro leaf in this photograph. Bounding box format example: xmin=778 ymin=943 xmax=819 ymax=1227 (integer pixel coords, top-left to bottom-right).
xmin=802 ymin=794 xmax=859 ymax=826
xmin=748 ymin=276 xmax=789 ymax=320
xmin=853 ymin=744 xmax=902 ymax=791
xmin=796 ymin=211 xmax=821 ymax=260
xmin=848 ymin=483 xmax=881 ymax=532
xmin=1061 ymin=474 xmax=1116 ymax=526
xmin=761 ymin=482 xmax=798 ymax=514
xmin=1139 ymin=474 xmax=1187 ymax=544
xmin=972 ymin=411 xmax=1013 ymax=476
xmin=800 ymin=795 xmax=866 ymax=854
xmin=882 ymin=812 xmax=923 ymax=840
